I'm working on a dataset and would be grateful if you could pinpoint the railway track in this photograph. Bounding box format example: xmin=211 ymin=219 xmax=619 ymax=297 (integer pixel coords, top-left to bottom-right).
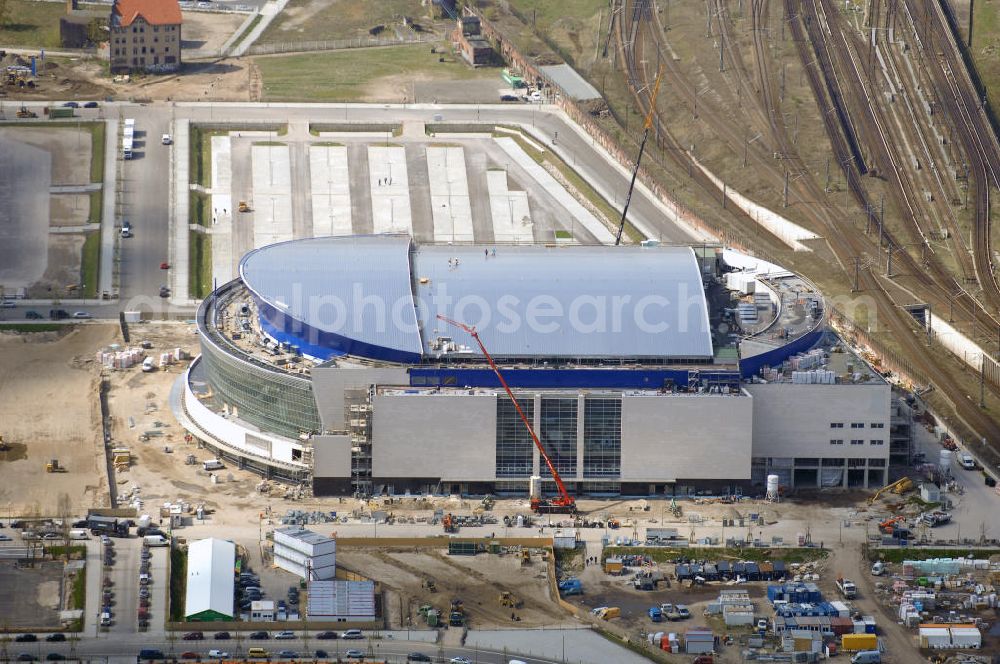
xmin=613 ymin=0 xmax=1000 ymax=452
xmin=901 ymin=0 xmax=1000 ymax=314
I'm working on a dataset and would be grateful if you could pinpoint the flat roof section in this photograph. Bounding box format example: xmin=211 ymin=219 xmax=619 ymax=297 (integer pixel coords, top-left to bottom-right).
xmin=413 ymin=243 xmax=713 ymax=359
xmin=540 ymin=64 xmax=603 ymax=101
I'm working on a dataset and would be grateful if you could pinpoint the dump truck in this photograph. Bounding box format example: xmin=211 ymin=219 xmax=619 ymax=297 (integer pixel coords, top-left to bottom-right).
xmin=836 ymin=577 xmax=858 ymax=599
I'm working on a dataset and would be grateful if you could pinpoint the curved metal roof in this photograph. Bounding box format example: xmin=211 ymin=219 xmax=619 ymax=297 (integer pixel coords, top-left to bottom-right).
xmin=239 ymin=236 xmax=713 ymax=362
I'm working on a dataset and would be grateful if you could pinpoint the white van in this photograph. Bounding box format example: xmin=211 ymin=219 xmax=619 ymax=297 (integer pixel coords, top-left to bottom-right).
xmin=100 ymin=611 xmax=112 ymax=626
xmin=69 ymin=529 xmax=89 ymax=540
xmin=203 ymin=459 xmax=224 ymax=471
xmin=850 ymin=651 xmax=881 ymax=664
xmin=143 ymin=534 xmax=169 ymax=547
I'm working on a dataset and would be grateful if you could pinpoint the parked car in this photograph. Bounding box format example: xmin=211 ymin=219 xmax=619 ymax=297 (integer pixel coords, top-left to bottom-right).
xmin=345 ymin=651 xmax=364 ymax=660
xmin=676 ymin=605 xmax=691 ymax=619
xmin=45 ymin=654 xmax=66 ymax=661
xmin=314 ymin=651 xmax=328 ymax=659
xmin=71 ymin=311 xmax=92 ymax=319
xmin=0 ymin=534 xmax=12 ymax=541
xmin=341 ymin=630 xmax=363 ymax=640
xmin=44 ymin=634 xmax=65 ymax=643
xmin=179 ymin=652 xmax=200 ymax=660
xmin=40 ymin=533 xmax=61 ymax=540
xmin=183 ymin=632 xmax=204 ymax=641
xmin=83 ymin=101 xmax=99 ymax=108
xmin=315 ymin=631 xmax=338 ymax=640
xmin=248 ymin=631 xmax=269 ymax=640
xmin=407 ymin=654 xmax=431 ymax=662
xmin=276 ymin=650 xmax=297 ymax=658
xmin=15 ymin=635 xmax=38 ymax=643
xmin=450 ymin=658 xmax=472 ymax=664
xmin=25 ymin=311 xmax=43 ymax=320
xmin=49 ymin=309 xmax=69 ymax=320
xmin=16 ymin=654 xmax=35 ymax=662
xmin=213 ymin=632 xmax=231 ymax=640
xmin=62 ymin=101 xmax=79 ymax=108
xmin=160 ymin=262 xmax=170 ymax=270
xmin=208 ymin=651 xmax=229 ymax=659
xmin=274 ymin=631 xmax=295 ymax=640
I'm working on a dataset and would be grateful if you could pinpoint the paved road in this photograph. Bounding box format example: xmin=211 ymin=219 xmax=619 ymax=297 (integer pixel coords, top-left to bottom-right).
xmin=4 ymin=631 xmax=636 ymax=664
xmin=5 ymin=102 xmax=705 ymax=322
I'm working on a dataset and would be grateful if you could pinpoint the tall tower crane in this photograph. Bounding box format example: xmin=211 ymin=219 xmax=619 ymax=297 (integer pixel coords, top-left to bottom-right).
xmin=437 ymin=314 xmax=577 ymax=514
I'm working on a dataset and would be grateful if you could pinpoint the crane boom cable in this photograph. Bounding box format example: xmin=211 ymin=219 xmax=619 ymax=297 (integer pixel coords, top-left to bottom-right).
xmin=436 ymin=314 xmax=574 ymax=508
xmin=615 ymin=66 xmax=663 ymax=246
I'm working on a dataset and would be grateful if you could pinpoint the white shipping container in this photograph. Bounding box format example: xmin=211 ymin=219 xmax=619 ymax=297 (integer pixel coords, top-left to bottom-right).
xmin=949 ymin=627 xmax=981 ymax=649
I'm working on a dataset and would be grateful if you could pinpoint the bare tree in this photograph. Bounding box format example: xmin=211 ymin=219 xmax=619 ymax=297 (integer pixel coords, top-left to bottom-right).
xmin=57 ymin=493 xmax=73 ymax=561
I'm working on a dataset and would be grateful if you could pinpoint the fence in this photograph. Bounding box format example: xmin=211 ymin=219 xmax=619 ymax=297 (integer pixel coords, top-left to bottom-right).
xmin=248 ymin=34 xmax=437 ymax=56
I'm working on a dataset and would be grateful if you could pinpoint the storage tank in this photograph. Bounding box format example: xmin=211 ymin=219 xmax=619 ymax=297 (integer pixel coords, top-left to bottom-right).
xmin=939 ymin=450 xmax=953 ymax=475
xmin=529 ymin=475 xmax=542 ymax=500
xmin=766 ymin=474 xmax=780 ymax=500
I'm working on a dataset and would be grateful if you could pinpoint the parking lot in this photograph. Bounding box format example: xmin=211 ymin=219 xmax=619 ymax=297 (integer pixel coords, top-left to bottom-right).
xmin=0 ymin=560 xmax=65 ymax=628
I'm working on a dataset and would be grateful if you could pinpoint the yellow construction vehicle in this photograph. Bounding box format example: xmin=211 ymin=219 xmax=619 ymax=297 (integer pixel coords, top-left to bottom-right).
xmin=5 ymin=67 xmax=36 ymax=88
xmin=16 ymin=105 xmax=37 ymax=118
xmin=867 ymin=477 xmax=913 ymax=505
xmin=498 ymin=591 xmax=522 ymax=608
xmin=238 ymin=201 xmax=252 ymax=213
xmin=46 ymin=459 xmax=65 ymax=473
xmin=520 ymin=548 xmax=531 ymax=566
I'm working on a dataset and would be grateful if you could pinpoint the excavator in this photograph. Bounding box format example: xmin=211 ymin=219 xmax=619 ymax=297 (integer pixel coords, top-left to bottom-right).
xmin=438 ymin=315 xmax=577 ymax=514
xmin=867 ymin=477 xmax=913 ymax=505
xmin=879 ymin=516 xmax=906 ymax=534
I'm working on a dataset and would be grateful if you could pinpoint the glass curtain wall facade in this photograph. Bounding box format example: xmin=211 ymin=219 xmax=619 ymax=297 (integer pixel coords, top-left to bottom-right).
xmin=496 ymin=398 xmax=534 ymax=478
xmin=198 ymin=285 xmax=322 ymax=440
xmin=583 ymin=398 xmax=621 ymax=477
xmin=540 ymin=398 xmax=577 ymax=478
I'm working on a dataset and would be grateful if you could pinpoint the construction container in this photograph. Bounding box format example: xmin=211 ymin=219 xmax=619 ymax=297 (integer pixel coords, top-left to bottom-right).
xmin=841 ymin=634 xmax=877 ymax=651
xmin=448 ymin=541 xmax=477 ymax=556
xmin=918 ymin=626 xmax=951 ymax=648
xmin=684 ymin=629 xmax=714 ymax=654
xmin=604 ymin=557 xmax=623 ymax=575
xmin=949 ymin=626 xmax=982 ymax=649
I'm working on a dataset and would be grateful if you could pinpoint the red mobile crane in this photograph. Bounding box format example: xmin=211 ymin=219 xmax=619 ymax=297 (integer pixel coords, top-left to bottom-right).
xmin=437 ymin=314 xmax=577 ymax=514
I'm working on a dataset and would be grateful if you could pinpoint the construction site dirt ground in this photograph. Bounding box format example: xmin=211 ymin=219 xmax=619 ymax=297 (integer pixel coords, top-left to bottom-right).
xmin=334 ymin=547 xmax=567 ymax=630
xmin=0 ymin=324 xmax=116 ymax=517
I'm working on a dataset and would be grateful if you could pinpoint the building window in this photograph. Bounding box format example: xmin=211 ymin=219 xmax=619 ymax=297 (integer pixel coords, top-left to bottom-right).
xmin=154 ymin=25 xmax=159 ymax=32
xmin=848 ymin=458 xmax=867 ymax=467
xmin=868 ymin=458 xmax=886 ymax=467
xmin=821 ymin=458 xmax=845 ymax=467
xmin=495 ymin=397 xmax=534 ymax=478
xmin=583 ymin=398 xmax=620 ymax=478
xmin=830 ymin=422 xmax=844 ymax=428
xmin=870 ymin=439 xmax=884 ymax=446
xmin=870 ymin=422 xmax=885 ymax=428
xmin=540 ymin=398 xmax=577 ymax=478
xmin=830 ymin=439 xmax=844 ymax=445
xmin=850 ymin=422 xmax=864 ymax=429
xmin=850 ymin=439 xmax=864 ymax=445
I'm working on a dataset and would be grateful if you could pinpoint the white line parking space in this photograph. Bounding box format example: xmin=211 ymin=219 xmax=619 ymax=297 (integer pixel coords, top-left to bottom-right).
xmin=251 ymin=145 xmax=294 ymax=247
xmin=487 ymin=170 xmax=534 ymax=243
xmin=367 ymin=146 xmax=412 ymax=235
xmin=494 ymin=136 xmax=615 ymax=244
xmin=309 ymin=145 xmax=352 ymax=237
xmin=427 ymin=146 xmax=474 ymax=242
xmin=210 ymin=135 xmax=234 ymax=286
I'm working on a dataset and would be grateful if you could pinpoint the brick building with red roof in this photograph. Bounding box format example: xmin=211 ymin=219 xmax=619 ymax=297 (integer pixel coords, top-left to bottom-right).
xmin=109 ymin=0 xmax=182 ymax=73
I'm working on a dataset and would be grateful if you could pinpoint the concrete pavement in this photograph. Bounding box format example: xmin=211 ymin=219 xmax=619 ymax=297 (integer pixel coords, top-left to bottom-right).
xmin=99 ymin=118 xmax=118 ymax=298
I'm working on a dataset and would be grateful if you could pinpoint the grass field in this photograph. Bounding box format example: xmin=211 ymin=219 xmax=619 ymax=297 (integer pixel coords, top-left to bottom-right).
xmin=88 ymin=191 xmax=101 ymax=223
xmin=0 ymin=323 xmax=66 ymax=332
xmin=259 ymin=0 xmax=445 ymax=44
xmin=89 ymin=121 xmax=105 ymax=183
xmin=256 ymin=43 xmax=493 ymax=102
xmin=190 ymin=191 xmax=210 ymax=226
xmin=602 ymin=546 xmax=829 ymax=564
xmin=0 ymin=0 xmax=79 ymax=48
xmin=80 ymin=231 xmax=99 ymax=299
xmin=970 ymin=1 xmax=1000 ymax=125
xmin=188 ymin=231 xmax=211 ymax=299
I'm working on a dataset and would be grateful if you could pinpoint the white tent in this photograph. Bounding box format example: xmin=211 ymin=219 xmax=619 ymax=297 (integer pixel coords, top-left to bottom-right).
xmin=185 ymin=538 xmax=236 ymax=620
